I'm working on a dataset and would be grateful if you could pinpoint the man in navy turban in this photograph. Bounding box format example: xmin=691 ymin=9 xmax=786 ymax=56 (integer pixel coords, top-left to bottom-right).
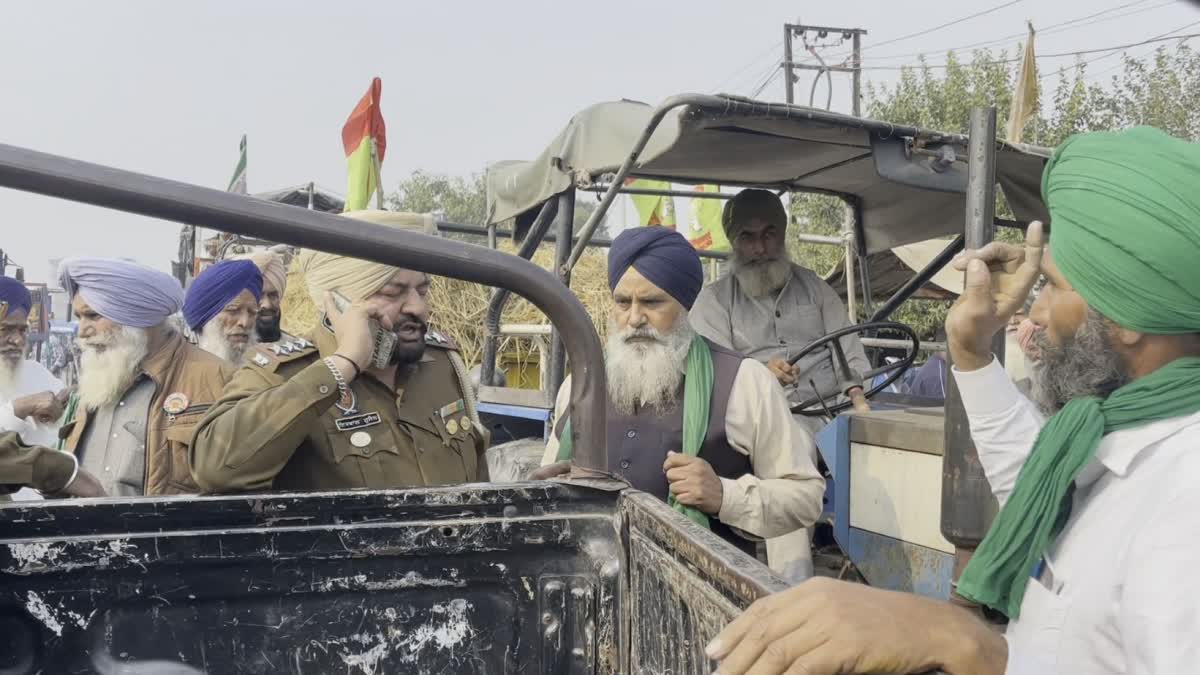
xmin=184 ymin=259 xmax=263 ymax=365
xmin=536 ymin=226 xmax=825 ymax=562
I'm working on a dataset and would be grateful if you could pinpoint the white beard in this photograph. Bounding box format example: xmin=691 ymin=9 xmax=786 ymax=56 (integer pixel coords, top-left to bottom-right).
xmin=77 ymin=326 xmax=150 ymax=412
xmin=198 ymin=321 xmax=257 ymax=364
xmin=605 ymin=314 xmax=694 ymax=415
xmin=731 ymin=249 xmax=794 ymax=298
xmin=0 ymin=358 xmax=20 ymax=396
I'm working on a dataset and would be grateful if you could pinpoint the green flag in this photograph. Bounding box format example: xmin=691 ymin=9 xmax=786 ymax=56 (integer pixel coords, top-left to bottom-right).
xmin=227 ymin=135 xmax=248 ymax=194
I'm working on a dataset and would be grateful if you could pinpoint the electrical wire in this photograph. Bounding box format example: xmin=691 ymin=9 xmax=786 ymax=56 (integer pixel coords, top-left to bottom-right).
xmin=858 ymin=0 xmax=1169 ymax=64
xmin=855 ymin=23 xmax=1200 ymax=71
xmin=847 ymin=0 xmax=1026 ymax=54
xmin=1036 ymin=20 xmax=1200 ymax=81
xmin=710 ymin=43 xmax=783 ymax=93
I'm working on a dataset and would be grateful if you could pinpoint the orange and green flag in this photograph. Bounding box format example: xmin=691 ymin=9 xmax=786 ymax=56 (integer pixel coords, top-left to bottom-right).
xmin=342 ymin=77 xmax=387 ymax=211
xmin=626 ymin=178 xmax=676 ymax=228
xmin=687 ymin=185 xmax=730 ymax=251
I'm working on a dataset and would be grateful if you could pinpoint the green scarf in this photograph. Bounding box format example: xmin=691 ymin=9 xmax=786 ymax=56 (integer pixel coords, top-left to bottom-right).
xmin=56 ymin=391 xmax=79 ymax=451
xmin=556 ymin=333 xmax=714 ymax=528
xmin=957 ymin=357 xmax=1200 ymax=618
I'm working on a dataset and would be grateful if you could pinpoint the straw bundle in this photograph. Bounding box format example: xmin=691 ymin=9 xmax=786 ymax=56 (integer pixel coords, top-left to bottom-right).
xmin=280 ymin=240 xmax=612 ymax=367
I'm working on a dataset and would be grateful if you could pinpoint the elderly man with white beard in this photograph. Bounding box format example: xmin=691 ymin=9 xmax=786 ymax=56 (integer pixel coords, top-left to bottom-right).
xmin=44 ymin=258 xmax=232 ymax=497
xmin=537 ymin=227 xmax=825 ymax=559
xmin=690 ymin=189 xmax=872 ymax=437
xmin=183 ymin=259 xmax=263 ymax=364
xmin=0 ymin=276 xmax=105 ymax=499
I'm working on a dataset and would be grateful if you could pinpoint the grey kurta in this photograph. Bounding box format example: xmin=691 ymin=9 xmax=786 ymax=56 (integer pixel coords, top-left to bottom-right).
xmin=690 ymin=263 xmax=870 ymax=433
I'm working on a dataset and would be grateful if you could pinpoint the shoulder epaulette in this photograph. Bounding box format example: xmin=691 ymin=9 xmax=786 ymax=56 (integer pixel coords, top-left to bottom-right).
xmin=424 ymin=328 xmax=458 ymax=351
xmin=249 ymin=337 xmax=318 ymax=371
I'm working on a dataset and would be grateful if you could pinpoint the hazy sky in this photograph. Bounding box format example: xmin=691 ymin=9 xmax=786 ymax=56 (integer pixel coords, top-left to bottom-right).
xmin=3 ymin=0 xmax=1197 ymax=284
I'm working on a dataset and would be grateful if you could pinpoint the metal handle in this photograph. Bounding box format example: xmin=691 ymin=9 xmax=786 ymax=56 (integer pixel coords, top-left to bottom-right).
xmin=0 ymin=143 xmax=610 ymax=469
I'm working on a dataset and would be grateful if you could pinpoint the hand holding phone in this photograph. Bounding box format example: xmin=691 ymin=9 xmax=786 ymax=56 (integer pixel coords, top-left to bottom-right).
xmin=323 ymin=291 xmax=395 ymax=373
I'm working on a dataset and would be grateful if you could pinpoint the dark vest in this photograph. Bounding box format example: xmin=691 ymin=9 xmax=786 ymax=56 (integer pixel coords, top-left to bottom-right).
xmin=564 ymin=338 xmax=754 ymax=554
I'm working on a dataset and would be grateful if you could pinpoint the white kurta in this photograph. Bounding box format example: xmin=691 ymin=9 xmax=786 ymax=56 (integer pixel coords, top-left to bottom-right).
xmin=0 ymin=359 xmax=66 ymax=501
xmin=954 ymin=358 xmax=1200 ymax=674
xmin=542 ymin=358 xmax=826 ymax=578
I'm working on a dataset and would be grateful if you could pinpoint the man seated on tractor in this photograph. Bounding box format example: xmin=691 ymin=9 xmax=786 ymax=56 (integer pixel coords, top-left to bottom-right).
xmin=706 ymin=127 xmax=1200 ymax=674
xmin=535 ymin=227 xmax=825 ymax=561
xmin=690 ymin=189 xmax=871 ymax=439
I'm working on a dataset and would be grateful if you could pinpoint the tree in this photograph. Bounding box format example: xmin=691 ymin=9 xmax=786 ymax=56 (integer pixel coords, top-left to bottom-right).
xmin=789 ymin=42 xmax=1200 ymax=339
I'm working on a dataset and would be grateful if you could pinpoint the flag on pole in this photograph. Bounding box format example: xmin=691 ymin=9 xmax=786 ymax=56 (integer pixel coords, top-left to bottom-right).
xmin=1005 ymin=23 xmax=1038 ymax=144
xmin=227 ymin=135 xmax=248 ymax=194
xmin=342 ymin=77 xmax=387 ymax=211
xmin=687 ymin=185 xmax=730 ymax=251
xmin=626 ymin=178 xmax=676 ymax=227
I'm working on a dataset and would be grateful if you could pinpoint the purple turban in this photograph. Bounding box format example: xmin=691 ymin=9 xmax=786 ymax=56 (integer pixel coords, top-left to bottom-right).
xmin=60 ymin=257 xmax=184 ymax=328
xmin=0 ymin=276 xmax=32 ymax=319
xmin=608 ymin=227 xmax=703 ymax=309
xmin=183 ymin=260 xmax=263 ymax=331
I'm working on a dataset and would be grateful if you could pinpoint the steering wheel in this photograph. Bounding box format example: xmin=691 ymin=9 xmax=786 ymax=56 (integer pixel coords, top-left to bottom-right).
xmin=786 ymin=321 xmax=920 ymax=417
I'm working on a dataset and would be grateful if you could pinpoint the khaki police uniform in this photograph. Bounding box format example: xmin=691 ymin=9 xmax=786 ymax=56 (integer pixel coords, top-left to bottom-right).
xmin=189 ymin=326 xmax=489 ymax=493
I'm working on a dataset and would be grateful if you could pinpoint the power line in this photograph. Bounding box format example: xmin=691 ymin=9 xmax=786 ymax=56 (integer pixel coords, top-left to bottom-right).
xmin=750 ymin=68 xmax=782 ymax=99
xmin=860 ymin=0 xmax=1167 ymax=64
xmin=852 ymin=0 xmax=1026 ymax=55
xmin=1037 ymin=21 xmax=1200 ymax=81
xmin=711 ymin=43 xmax=783 ymax=93
xmin=857 ymin=24 xmax=1200 ymax=71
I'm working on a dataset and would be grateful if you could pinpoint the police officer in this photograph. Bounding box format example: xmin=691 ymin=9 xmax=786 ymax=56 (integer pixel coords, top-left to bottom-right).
xmin=189 ymin=211 xmax=488 ymax=492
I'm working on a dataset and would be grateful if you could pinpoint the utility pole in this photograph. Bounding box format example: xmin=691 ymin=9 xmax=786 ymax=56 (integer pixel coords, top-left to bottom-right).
xmin=783 ymin=24 xmax=867 ymax=115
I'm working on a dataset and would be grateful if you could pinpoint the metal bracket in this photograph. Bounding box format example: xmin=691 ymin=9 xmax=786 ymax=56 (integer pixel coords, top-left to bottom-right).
xmin=540 ymin=575 xmax=597 ymax=674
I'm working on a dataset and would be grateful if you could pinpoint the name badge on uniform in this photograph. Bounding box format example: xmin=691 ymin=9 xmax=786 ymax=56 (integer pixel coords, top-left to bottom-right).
xmin=335 ymin=411 xmax=382 ymax=432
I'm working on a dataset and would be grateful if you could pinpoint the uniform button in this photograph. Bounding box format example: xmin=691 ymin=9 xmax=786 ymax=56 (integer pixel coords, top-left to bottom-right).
xmin=118 ymin=402 xmax=125 ymax=407
xmin=418 ymin=447 xmax=425 ymax=454
xmin=626 ymin=429 xmax=636 ymax=439
xmin=104 ymin=466 xmax=111 ymax=472
xmin=362 ymin=448 xmax=373 ymax=457
xmin=619 ymin=459 xmax=631 ymax=469
xmin=775 ymin=310 xmax=781 ymax=318
xmin=318 ymin=385 xmax=330 ymax=395
xmin=111 ymin=433 xmax=119 ymax=439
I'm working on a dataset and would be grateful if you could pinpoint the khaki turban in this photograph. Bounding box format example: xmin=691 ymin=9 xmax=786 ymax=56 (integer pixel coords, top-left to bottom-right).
xmin=296 ymin=209 xmax=438 ymax=304
xmin=229 ymin=247 xmax=288 ymax=296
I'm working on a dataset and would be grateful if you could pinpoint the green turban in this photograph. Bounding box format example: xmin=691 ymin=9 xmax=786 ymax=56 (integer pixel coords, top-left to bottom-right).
xmin=1043 ymin=126 xmax=1200 ymax=334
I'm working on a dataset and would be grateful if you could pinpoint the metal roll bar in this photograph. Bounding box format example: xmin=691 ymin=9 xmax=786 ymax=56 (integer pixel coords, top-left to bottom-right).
xmin=0 ymin=143 xmax=610 ymax=469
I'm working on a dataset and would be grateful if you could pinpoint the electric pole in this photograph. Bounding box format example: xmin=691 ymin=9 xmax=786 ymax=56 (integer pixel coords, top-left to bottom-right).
xmin=783 ymin=23 xmax=867 ymax=116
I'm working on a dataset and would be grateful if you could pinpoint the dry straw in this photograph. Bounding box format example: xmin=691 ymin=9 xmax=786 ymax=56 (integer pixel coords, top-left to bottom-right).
xmin=280 ymin=240 xmax=612 ymax=368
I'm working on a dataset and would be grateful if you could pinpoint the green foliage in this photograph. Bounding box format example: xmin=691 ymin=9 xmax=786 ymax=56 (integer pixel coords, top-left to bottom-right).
xmin=386 ymin=170 xmax=488 ymax=225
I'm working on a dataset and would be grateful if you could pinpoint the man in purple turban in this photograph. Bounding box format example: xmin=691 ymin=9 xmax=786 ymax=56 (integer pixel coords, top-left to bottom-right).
xmin=6 ymin=257 xmax=237 ymax=497
xmin=537 ymin=227 xmax=825 ymax=559
xmin=184 ymin=259 xmax=263 ymax=364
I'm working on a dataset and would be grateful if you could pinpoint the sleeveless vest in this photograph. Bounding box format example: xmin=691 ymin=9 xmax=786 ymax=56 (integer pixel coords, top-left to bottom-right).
xmin=590 ymin=338 xmax=754 ymax=554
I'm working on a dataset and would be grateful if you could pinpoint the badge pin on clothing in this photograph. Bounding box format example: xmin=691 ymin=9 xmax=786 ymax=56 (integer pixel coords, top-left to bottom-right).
xmin=350 ymin=431 xmax=371 ymax=448
xmin=163 ymin=392 xmax=190 ymax=415
xmin=253 ymin=352 xmax=271 ymax=367
xmin=446 ymin=419 xmax=459 ymax=435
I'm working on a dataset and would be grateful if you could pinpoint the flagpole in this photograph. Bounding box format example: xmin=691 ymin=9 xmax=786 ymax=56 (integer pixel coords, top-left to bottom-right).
xmin=370 ymin=138 xmax=384 ymax=210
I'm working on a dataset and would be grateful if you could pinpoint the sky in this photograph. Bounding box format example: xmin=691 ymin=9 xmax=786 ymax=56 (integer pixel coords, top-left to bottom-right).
xmin=2 ymin=0 xmax=1198 ymax=285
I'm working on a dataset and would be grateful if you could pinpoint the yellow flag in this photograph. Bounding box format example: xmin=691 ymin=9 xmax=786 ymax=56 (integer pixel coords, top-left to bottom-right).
xmin=627 ymin=178 xmax=676 ymax=227
xmin=1006 ymin=23 xmax=1037 ymax=144
xmin=687 ymin=185 xmax=730 ymax=251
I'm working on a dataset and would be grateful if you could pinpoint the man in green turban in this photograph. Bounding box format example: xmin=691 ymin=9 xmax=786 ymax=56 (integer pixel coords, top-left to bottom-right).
xmin=702 ymin=126 xmax=1200 ymax=675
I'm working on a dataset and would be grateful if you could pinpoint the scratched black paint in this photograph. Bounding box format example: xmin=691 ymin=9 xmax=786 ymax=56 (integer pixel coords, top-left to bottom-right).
xmin=0 ymin=483 xmax=787 ymax=674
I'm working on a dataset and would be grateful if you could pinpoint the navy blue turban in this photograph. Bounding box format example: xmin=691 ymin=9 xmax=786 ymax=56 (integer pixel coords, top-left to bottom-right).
xmin=608 ymin=227 xmax=703 ymax=309
xmin=0 ymin=276 xmax=32 ymax=319
xmin=183 ymin=260 xmax=263 ymax=331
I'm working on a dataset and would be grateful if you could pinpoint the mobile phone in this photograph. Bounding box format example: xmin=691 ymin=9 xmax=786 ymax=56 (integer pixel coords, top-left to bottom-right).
xmin=328 ymin=291 xmax=398 ymax=370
